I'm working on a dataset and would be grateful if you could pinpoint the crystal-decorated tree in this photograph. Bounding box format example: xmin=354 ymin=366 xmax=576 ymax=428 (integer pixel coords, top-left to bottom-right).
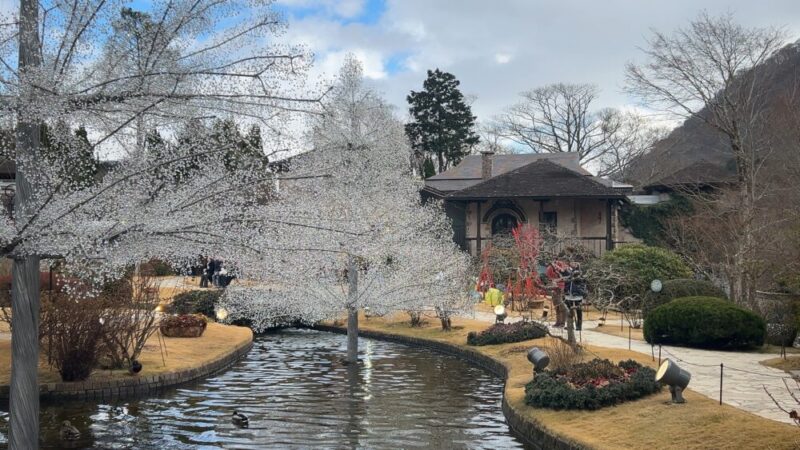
xmin=218 ymin=57 xmax=472 ymax=359
xmin=0 ymin=1 xmax=322 ymax=447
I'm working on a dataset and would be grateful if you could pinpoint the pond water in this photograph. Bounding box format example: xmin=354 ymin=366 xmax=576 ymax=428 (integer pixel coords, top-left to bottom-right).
xmin=0 ymin=328 xmax=531 ymax=449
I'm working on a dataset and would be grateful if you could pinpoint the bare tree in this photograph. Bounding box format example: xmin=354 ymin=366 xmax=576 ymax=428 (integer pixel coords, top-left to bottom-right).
xmin=497 ymin=83 xmax=623 ymax=173
xmin=475 ymin=122 xmax=516 ymax=155
xmin=625 ymin=12 xmax=789 ymax=308
xmin=597 ymin=112 xmax=670 ymax=180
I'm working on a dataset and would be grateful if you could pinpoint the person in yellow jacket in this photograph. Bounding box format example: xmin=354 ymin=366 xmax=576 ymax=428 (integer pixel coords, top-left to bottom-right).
xmin=485 ymin=283 xmax=505 ymax=307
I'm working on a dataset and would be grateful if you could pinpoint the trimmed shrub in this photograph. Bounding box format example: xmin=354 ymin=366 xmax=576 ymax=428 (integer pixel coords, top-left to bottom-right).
xmin=467 ymin=321 xmax=547 ymax=346
xmin=644 ymin=296 xmax=766 ymax=349
xmin=598 ymin=244 xmax=691 ymax=293
xmin=642 ymin=278 xmax=728 ymax=318
xmin=525 ymin=359 xmax=660 ymax=410
xmin=168 ymin=290 xmax=221 ymax=318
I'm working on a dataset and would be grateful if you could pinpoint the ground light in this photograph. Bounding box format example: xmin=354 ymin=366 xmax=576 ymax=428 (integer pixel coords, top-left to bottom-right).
xmin=216 ymin=307 xmax=229 ymax=321
xmin=527 ymin=347 xmax=550 ymax=374
xmin=494 ymin=305 xmax=507 ymax=323
xmin=656 ymin=359 xmax=691 ymax=403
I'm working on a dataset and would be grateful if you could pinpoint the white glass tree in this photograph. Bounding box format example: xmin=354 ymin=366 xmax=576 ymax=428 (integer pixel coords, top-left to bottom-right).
xmin=218 ymin=57 xmax=472 ymax=362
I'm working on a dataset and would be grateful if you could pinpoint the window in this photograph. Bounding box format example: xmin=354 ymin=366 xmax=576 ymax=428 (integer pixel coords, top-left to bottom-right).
xmin=540 ymin=212 xmax=557 ymax=232
xmin=491 ymin=213 xmax=518 ymax=235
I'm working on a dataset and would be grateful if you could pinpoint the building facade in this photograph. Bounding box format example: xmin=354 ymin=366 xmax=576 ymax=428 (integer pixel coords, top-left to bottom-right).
xmin=422 ymin=152 xmax=634 ymax=256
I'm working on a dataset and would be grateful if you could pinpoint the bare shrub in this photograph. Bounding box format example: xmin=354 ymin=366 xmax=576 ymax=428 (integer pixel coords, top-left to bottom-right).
xmin=544 ymin=338 xmax=583 ymax=371
xmin=40 ymin=291 xmax=105 ymax=382
xmin=99 ymin=273 xmax=162 ymax=370
xmin=406 ymin=310 xmax=427 ymax=327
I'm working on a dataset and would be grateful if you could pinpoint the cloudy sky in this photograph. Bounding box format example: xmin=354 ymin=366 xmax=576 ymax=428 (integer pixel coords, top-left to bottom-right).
xmin=272 ymin=0 xmax=800 ymax=124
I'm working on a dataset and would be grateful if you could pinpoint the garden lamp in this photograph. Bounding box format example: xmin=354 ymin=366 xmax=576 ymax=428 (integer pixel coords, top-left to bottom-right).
xmin=494 ymin=305 xmax=507 ymax=324
xmin=650 ymin=279 xmax=663 ymax=293
xmin=215 ymin=307 xmax=229 ymax=321
xmin=655 ymin=359 xmax=691 ymax=403
xmin=527 ymin=347 xmax=550 ymax=373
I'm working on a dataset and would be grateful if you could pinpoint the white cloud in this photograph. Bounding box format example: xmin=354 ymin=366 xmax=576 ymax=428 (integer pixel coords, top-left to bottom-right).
xmin=318 ymin=49 xmax=387 ymax=79
xmin=275 ymin=0 xmax=800 ymax=124
xmin=494 ymin=53 xmax=513 ymax=64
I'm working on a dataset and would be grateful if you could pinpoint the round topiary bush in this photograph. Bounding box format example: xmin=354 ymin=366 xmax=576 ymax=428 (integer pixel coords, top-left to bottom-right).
xmin=642 ymin=278 xmax=728 ymax=319
xmin=168 ymin=290 xmax=221 ymax=318
xmin=525 ymin=359 xmax=660 ymax=410
xmin=466 ymin=321 xmax=548 ymax=346
xmin=644 ymin=296 xmax=766 ymax=349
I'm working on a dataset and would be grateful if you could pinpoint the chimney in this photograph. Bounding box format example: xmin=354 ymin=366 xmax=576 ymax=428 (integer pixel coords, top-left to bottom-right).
xmin=481 ymin=151 xmax=494 ymax=180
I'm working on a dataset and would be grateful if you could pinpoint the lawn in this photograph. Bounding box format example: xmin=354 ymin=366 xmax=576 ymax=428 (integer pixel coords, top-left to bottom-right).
xmin=0 ymin=322 xmax=252 ymax=386
xmin=590 ymin=323 xmax=645 ymax=341
xmin=351 ymin=312 xmax=799 ymax=450
xmin=761 ymin=356 xmax=800 ymax=373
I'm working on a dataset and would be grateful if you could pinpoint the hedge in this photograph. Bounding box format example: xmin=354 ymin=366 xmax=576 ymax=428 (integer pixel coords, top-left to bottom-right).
xmin=642 ymin=278 xmax=728 ymax=318
xmin=167 ymin=290 xmax=221 ymax=318
xmin=644 ymin=296 xmax=766 ymax=349
xmin=525 ymin=359 xmax=661 ymax=410
xmin=466 ymin=321 xmax=548 ymax=346
xmin=600 ymin=244 xmax=691 ymax=289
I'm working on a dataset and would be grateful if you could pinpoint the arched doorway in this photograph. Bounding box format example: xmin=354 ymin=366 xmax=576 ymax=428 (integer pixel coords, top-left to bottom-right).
xmin=491 ymin=213 xmax=518 ymax=235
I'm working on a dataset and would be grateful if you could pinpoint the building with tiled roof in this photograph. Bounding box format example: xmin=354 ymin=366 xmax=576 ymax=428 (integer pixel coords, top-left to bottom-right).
xmin=422 ymin=152 xmax=633 ymax=256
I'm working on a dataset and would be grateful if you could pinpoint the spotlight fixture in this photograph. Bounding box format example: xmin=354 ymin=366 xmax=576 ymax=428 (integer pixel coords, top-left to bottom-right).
xmin=494 ymin=305 xmax=507 ymax=324
xmin=655 ymin=359 xmax=691 ymax=403
xmin=527 ymin=347 xmax=550 ymax=373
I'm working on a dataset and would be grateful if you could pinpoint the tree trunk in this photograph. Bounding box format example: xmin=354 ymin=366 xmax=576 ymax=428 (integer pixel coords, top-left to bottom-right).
xmin=9 ymin=257 xmax=41 ymax=450
xmin=10 ymin=2 xmax=43 ymax=447
xmin=346 ymin=256 xmax=358 ymax=364
xmin=564 ymin=303 xmax=576 ymax=348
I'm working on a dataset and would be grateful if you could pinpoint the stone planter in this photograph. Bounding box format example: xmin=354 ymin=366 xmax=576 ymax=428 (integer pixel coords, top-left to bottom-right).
xmin=160 ymin=325 xmax=205 ymax=338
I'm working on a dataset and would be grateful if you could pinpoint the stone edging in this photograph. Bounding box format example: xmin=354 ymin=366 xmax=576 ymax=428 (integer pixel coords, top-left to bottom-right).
xmin=0 ymin=338 xmax=253 ymax=402
xmin=313 ymin=325 xmax=587 ymax=450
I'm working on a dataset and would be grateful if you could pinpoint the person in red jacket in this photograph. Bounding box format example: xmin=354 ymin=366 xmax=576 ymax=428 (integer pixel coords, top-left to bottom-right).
xmin=545 ymin=259 xmax=569 ymax=327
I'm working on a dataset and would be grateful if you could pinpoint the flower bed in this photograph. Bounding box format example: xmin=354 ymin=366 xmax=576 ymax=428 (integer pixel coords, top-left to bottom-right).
xmin=466 ymin=321 xmax=547 ymax=346
xmin=160 ymin=314 xmax=208 ymax=338
xmin=525 ymin=359 xmax=660 ymax=410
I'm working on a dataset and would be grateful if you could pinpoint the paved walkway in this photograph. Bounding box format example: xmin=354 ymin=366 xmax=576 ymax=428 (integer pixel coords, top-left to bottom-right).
xmin=471 ymin=310 xmax=799 ymax=425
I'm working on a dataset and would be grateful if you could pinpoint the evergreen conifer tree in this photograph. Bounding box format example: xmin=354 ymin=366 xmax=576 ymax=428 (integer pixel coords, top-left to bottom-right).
xmin=405 ymin=69 xmax=479 ymax=174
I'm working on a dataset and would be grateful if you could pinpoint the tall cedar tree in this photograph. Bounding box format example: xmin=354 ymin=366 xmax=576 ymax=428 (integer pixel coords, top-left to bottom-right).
xmin=406 ymin=69 xmax=480 ymax=174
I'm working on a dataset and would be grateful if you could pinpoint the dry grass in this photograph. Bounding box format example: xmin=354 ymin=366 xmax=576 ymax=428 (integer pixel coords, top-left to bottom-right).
xmin=761 ymin=356 xmax=800 ymax=373
xmin=352 ymin=312 xmax=800 ymax=450
xmin=152 ymin=276 xmax=200 ymax=302
xmin=0 ymin=322 xmax=252 ymax=386
xmin=591 ymin=323 xmax=645 ymax=341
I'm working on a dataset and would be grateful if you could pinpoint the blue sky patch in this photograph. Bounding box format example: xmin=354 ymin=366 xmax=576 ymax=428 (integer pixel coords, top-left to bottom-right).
xmin=274 ymin=0 xmax=387 ymax=26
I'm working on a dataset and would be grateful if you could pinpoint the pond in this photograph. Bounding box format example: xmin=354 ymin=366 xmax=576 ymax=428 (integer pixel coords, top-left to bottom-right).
xmin=0 ymin=328 xmax=531 ymax=449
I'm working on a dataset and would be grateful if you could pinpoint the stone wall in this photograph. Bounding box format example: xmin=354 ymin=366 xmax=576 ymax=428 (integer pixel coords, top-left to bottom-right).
xmin=0 ymin=339 xmax=253 ymax=402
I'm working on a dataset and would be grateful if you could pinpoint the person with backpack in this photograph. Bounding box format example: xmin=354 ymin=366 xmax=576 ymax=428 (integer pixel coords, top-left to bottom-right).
xmin=564 ymin=261 xmax=587 ymax=331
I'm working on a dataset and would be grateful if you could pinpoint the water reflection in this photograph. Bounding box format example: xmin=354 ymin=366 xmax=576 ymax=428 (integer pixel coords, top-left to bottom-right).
xmin=0 ymin=328 xmax=530 ymax=449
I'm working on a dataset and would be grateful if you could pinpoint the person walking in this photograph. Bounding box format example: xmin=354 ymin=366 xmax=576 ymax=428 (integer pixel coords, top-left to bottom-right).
xmin=545 ymin=259 xmax=568 ymax=327
xmin=211 ymin=259 xmax=222 ymax=287
xmin=564 ymin=261 xmax=587 ymax=331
